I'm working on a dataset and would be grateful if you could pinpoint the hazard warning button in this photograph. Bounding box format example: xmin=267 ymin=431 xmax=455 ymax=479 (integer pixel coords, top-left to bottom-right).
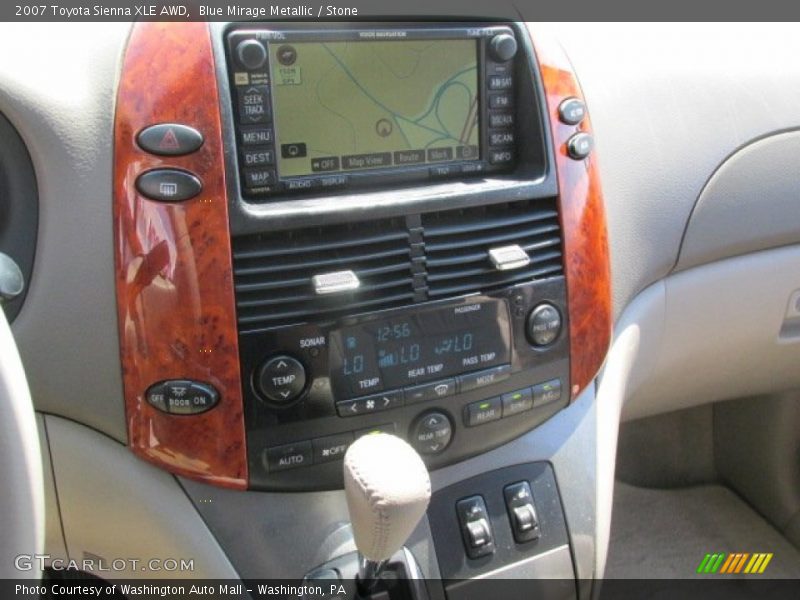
xmin=136 ymin=123 xmax=204 ymax=156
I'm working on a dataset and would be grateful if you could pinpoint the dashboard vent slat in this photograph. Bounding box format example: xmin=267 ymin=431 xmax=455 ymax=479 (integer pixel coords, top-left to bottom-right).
xmin=232 ymin=198 xmax=564 ymax=333
xmin=233 ymin=217 xmax=414 ymax=332
xmin=422 ymin=198 xmax=564 ymax=298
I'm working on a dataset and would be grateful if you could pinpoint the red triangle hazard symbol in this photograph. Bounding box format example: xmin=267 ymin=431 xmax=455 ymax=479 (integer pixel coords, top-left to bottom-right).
xmin=159 ymin=128 xmax=180 ymax=150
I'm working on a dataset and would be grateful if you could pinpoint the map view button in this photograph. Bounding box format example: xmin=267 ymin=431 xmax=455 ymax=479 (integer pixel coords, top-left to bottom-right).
xmin=342 ymin=152 xmax=391 ymax=170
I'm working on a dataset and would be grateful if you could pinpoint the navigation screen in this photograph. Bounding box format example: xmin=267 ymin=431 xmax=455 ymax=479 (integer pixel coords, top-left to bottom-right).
xmin=269 ymin=39 xmax=481 ymax=178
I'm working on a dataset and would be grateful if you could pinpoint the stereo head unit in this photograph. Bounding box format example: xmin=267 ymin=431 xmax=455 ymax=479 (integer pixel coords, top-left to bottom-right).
xmin=225 ymin=25 xmax=519 ymax=200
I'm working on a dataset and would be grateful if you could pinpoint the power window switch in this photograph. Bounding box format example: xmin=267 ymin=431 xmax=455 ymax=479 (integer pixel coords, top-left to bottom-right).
xmin=504 ymin=481 xmax=540 ymax=543
xmin=466 ymin=519 xmax=492 ymax=549
xmin=456 ymin=495 xmax=495 ymax=558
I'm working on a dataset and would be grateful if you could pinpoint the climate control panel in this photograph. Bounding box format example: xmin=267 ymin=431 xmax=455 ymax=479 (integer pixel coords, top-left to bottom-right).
xmin=239 ymin=277 xmax=570 ymax=491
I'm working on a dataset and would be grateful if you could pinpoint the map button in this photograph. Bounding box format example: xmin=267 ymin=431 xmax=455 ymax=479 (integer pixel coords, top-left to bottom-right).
xmin=427 ymin=147 xmax=453 ymax=162
xmin=244 ymin=167 xmax=276 ymax=188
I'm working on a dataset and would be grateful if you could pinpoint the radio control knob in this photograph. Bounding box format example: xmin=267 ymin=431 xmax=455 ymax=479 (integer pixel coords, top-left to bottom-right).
xmin=489 ymin=33 xmax=518 ymax=62
xmin=257 ymin=355 xmax=307 ymax=405
xmin=236 ymin=39 xmax=268 ymax=70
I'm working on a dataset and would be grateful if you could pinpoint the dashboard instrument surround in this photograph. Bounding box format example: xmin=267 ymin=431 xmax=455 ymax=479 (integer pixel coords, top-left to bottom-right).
xmin=112 ymin=21 xmax=612 ymax=490
xmin=113 ymin=21 xmax=248 ymax=489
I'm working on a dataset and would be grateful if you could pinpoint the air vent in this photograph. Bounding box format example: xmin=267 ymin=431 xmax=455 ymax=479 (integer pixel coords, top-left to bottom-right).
xmin=233 ymin=217 xmax=416 ymax=333
xmin=232 ymin=198 xmax=563 ymax=333
xmin=421 ymin=199 xmax=563 ymax=299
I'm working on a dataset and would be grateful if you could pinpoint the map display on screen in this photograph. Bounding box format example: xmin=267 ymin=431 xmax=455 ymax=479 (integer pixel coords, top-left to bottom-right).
xmin=269 ymin=39 xmax=480 ymax=178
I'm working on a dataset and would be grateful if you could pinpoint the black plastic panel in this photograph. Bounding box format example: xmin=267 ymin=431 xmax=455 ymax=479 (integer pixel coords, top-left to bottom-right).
xmin=0 ymin=113 xmax=38 ymax=321
xmin=242 ymin=278 xmax=569 ymax=491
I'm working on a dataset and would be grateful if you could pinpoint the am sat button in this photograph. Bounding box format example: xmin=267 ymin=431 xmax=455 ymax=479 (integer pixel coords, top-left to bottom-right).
xmin=264 ymin=441 xmax=313 ymax=472
xmin=136 ymin=169 xmax=202 ymax=202
xmin=137 ymin=124 xmax=204 ymax=156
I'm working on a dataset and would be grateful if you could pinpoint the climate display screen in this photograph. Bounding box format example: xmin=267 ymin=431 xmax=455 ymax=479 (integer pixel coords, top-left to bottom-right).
xmin=329 ymin=300 xmax=510 ymax=399
xmin=269 ymin=38 xmax=481 ymax=178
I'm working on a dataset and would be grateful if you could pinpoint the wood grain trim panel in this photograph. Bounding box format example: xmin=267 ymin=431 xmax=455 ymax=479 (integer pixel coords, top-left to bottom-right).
xmin=114 ymin=22 xmax=247 ymax=489
xmin=527 ymin=26 xmax=613 ymax=400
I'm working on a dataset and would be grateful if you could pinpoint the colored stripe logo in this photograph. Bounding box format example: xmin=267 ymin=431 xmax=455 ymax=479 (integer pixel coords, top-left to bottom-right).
xmin=696 ymin=552 xmax=773 ymax=574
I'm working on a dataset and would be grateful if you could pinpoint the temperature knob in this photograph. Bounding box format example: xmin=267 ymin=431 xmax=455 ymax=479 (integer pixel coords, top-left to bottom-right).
xmin=236 ymin=39 xmax=267 ymax=70
xmin=257 ymin=355 xmax=307 ymax=405
xmin=489 ymin=33 xmax=518 ymax=62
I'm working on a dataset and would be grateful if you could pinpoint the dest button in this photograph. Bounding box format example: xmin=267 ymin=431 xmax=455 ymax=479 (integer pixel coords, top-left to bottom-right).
xmin=264 ymin=441 xmax=312 ymax=472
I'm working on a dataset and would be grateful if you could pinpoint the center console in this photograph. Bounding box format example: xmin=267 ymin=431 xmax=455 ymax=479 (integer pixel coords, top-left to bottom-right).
xmin=113 ymin=20 xmax=611 ymax=494
xmin=215 ymin=22 xmax=572 ymax=490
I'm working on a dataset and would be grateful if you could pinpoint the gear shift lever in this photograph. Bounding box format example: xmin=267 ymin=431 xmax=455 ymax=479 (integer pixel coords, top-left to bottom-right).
xmin=343 ymin=433 xmax=431 ymax=594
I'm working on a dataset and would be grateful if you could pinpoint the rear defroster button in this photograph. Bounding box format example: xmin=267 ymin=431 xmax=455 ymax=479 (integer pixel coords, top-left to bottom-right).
xmin=135 ymin=169 xmax=202 ymax=202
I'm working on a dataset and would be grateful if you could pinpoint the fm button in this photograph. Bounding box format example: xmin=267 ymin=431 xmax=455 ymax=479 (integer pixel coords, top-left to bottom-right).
xmin=257 ymin=355 xmax=307 ymax=405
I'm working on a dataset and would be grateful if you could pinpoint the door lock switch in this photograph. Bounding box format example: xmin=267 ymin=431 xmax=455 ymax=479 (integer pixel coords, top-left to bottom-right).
xmin=456 ymin=495 xmax=495 ymax=558
xmin=504 ymin=481 xmax=540 ymax=543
